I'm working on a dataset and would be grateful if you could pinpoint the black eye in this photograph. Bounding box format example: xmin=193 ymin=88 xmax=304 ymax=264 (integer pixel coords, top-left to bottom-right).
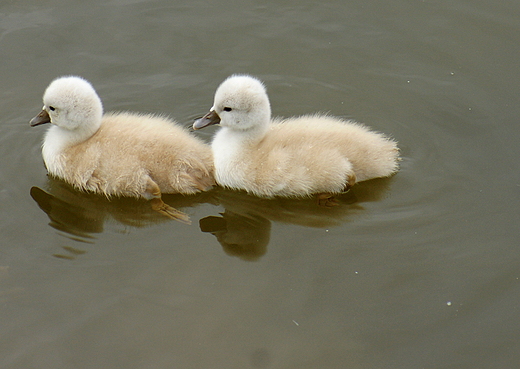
xmin=49 ymin=106 xmax=56 ymax=111
xmin=223 ymin=107 xmax=232 ymax=112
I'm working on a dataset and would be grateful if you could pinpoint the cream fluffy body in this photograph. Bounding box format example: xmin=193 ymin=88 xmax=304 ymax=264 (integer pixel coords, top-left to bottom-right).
xmin=33 ymin=76 xmax=214 ymax=200
xmin=195 ymin=75 xmax=399 ymax=198
xmin=43 ymin=112 xmax=214 ymax=197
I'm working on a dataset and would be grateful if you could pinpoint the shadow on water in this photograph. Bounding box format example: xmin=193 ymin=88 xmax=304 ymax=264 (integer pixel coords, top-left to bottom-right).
xmin=31 ymin=176 xmax=394 ymax=261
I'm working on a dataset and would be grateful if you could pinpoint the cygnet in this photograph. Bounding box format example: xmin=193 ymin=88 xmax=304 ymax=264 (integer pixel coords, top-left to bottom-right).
xmin=193 ymin=74 xmax=399 ymax=205
xmin=31 ymin=76 xmax=215 ymax=223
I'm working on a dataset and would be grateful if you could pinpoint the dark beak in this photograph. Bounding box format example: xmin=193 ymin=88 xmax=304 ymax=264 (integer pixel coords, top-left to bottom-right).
xmin=193 ymin=110 xmax=221 ymax=130
xmin=30 ymin=109 xmax=51 ymax=127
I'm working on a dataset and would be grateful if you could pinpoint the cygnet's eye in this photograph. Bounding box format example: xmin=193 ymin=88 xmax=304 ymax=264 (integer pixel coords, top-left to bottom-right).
xmin=49 ymin=106 xmax=56 ymax=111
xmin=223 ymin=107 xmax=232 ymax=112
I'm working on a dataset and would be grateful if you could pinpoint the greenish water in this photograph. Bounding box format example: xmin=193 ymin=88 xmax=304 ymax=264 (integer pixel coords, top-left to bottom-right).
xmin=1 ymin=0 xmax=520 ymax=368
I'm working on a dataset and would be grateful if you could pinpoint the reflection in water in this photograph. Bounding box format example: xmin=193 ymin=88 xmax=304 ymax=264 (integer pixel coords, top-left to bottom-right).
xmin=199 ymin=178 xmax=392 ymax=261
xmin=30 ymin=178 xmax=214 ymax=258
xmin=52 ymin=246 xmax=88 ymax=260
xmin=31 ymin=177 xmax=393 ymax=260
xmin=200 ymin=212 xmax=271 ymax=261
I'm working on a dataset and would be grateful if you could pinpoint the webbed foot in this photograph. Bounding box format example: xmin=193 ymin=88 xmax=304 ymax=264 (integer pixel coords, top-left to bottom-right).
xmin=316 ymin=193 xmax=340 ymax=207
xmin=150 ymin=198 xmax=191 ymax=225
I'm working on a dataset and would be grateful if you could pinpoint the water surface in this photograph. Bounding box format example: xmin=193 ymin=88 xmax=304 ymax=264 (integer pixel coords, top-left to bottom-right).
xmin=1 ymin=0 xmax=520 ymax=368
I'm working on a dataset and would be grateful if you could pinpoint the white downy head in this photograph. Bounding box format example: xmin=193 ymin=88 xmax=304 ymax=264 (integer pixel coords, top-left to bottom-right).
xmin=32 ymin=76 xmax=103 ymax=142
xmin=193 ymin=75 xmax=271 ymax=136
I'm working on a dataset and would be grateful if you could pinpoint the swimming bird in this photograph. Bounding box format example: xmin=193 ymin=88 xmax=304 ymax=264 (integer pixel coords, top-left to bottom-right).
xmin=193 ymin=74 xmax=399 ymax=205
xmin=31 ymin=76 xmax=215 ymax=223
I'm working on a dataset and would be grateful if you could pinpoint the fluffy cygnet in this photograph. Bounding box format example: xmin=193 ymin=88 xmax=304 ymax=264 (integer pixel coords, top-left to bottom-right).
xmin=31 ymin=76 xmax=215 ymax=223
xmin=193 ymin=74 xmax=399 ymax=204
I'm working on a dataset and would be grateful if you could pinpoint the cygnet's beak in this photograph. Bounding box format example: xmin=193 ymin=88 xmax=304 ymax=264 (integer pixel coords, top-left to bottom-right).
xmin=30 ymin=109 xmax=51 ymax=127
xmin=193 ymin=110 xmax=221 ymax=130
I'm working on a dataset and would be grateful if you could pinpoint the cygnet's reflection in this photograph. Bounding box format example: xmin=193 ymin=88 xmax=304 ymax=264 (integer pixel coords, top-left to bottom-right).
xmin=31 ymin=177 xmax=392 ymax=261
xmin=30 ymin=177 xmax=214 ymax=239
xmin=200 ymin=212 xmax=271 ymax=262
xmin=199 ymin=178 xmax=392 ymax=261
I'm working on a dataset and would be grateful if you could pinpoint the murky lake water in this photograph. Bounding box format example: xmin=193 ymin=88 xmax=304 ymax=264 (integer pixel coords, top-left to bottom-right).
xmin=1 ymin=0 xmax=520 ymax=368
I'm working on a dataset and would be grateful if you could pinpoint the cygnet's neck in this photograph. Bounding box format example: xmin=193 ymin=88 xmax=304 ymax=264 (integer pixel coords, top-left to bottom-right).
xmin=226 ymin=120 xmax=270 ymax=143
xmin=50 ymin=115 xmax=102 ymax=145
xmin=42 ymin=116 xmax=101 ymax=176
